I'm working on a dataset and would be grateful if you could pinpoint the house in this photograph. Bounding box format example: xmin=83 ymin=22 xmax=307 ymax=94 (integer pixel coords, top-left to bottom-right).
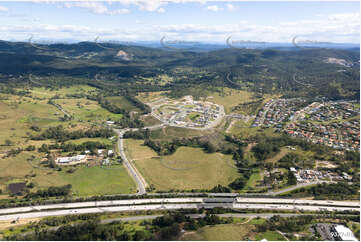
xmin=56 ymin=157 xmax=71 ymax=163
xmin=56 ymin=155 xmax=86 ymax=164
xmin=74 ymin=155 xmax=86 ymax=161
xmin=108 ymin=150 xmax=114 ymax=156
xmin=102 ymin=158 xmax=110 ymax=165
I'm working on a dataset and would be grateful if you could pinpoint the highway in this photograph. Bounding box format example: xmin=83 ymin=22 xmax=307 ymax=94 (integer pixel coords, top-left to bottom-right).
xmin=2 ymin=197 xmax=358 ymax=216
xmin=0 ymin=201 xmax=358 ymax=221
xmin=0 ymin=198 xmax=204 ymax=215
xmin=0 ymin=196 xmax=358 ymax=222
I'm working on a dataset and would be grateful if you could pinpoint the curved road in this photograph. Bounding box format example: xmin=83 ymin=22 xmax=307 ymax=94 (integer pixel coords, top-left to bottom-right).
xmin=113 ymin=123 xmax=166 ymax=194
xmin=114 ymin=129 xmax=147 ymax=195
xmin=266 ymin=181 xmax=333 ymax=195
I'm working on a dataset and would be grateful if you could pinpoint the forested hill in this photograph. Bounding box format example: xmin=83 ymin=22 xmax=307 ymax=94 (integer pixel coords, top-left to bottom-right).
xmin=0 ymin=40 xmax=359 ymax=100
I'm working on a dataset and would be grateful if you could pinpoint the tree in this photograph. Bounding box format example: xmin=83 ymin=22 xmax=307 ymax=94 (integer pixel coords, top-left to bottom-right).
xmin=25 ymin=145 xmax=36 ymax=151
xmin=205 ymin=141 xmax=217 ymax=153
xmin=287 ymin=170 xmax=297 ymax=185
xmin=229 ymin=177 xmax=247 ymax=190
xmin=210 ymin=184 xmax=231 ymax=193
xmin=4 ymin=139 xmax=13 ymax=146
xmin=160 ymin=223 xmax=181 ymax=240
xmin=30 ymin=125 xmax=41 ymax=132
xmin=133 ymin=230 xmax=146 ymax=241
xmin=48 ymin=154 xmax=57 ymax=168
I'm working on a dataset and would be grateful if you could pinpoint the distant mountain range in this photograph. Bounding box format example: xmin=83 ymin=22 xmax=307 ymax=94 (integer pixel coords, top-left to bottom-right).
xmin=1 ymin=39 xmax=359 ymax=52
xmin=0 ymin=40 xmax=359 ymax=100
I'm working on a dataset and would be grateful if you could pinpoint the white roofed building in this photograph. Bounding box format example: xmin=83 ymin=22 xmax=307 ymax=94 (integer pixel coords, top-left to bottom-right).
xmin=56 ymin=155 xmax=87 ymax=165
xmin=334 ymin=225 xmax=358 ymax=241
xmin=108 ymin=150 xmax=114 ymax=156
xmin=56 ymin=157 xmax=71 ymax=163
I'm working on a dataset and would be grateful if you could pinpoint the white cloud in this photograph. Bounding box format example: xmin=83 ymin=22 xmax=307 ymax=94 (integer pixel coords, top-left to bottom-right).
xmin=157 ymin=8 xmax=165 ymax=13
xmin=226 ymin=4 xmax=236 ymax=11
xmin=136 ymin=0 xmax=164 ymax=11
xmin=113 ymin=0 xmax=165 ymax=12
xmin=328 ymin=12 xmax=360 ymax=21
xmin=64 ymin=2 xmax=108 ymax=14
xmin=109 ymin=8 xmax=130 ymax=15
xmin=63 ymin=1 xmax=129 ymax=15
xmin=206 ymin=5 xmax=223 ymax=12
xmin=0 ymin=10 xmax=358 ymax=44
xmin=0 ymin=5 xmax=9 ymax=12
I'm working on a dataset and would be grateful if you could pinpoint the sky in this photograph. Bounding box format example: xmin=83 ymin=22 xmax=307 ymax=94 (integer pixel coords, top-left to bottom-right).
xmin=0 ymin=1 xmax=359 ymax=44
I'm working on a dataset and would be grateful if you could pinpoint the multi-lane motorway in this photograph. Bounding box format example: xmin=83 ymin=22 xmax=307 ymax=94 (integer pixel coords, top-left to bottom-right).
xmin=0 ymin=197 xmax=358 ymax=221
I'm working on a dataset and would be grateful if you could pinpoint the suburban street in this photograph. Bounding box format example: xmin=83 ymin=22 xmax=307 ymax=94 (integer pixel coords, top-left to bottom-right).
xmin=256 ymin=99 xmax=276 ymax=126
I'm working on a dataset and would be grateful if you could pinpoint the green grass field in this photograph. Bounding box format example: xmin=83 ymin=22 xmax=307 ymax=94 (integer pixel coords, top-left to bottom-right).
xmin=54 ymin=98 xmax=123 ymax=122
xmin=242 ymin=168 xmax=264 ymax=192
xmin=265 ymin=147 xmax=289 ymax=164
xmin=29 ymin=85 xmax=96 ymax=99
xmin=206 ymin=88 xmax=255 ymax=114
xmin=228 ymin=122 xmax=277 ymax=138
xmin=124 ymin=139 xmax=240 ymax=191
xmin=255 ymin=231 xmax=286 ymax=241
xmin=64 ymin=137 xmax=114 ymax=145
xmin=59 ymin=166 xmax=136 ymax=196
xmin=181 ymin=224 xmax=256 ymax=241
xmin=0 ymin=92 xmax=135 ymax=197
xmin=150 ymin=126 xmax=206 ymax=141
xmin=140 ymin=115 xmax=162 ymax=126
xmin=0 ymin=85 xmax=139 ymax=198
xmin=136 ymin=91 xmax=169 ymax=103
xmin=247 ymin=218 xmax=266 ymax=225
xmin=0 ymin=150 xmax=135 ymax=197
xmin=0 ymin=96 xmax=61 ymax=149
xmin=106 ymin=96 xmax=142 ymax=113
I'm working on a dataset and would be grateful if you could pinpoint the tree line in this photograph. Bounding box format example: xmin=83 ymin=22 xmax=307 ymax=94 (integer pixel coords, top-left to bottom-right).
xmin=37 ymin=141 xmax=111 ymax=153
xmin=283 ymin=182 xmax=360 ymax=200
xmin=30 ymin=125 xmax=115 ymax=142
xmin=25 ymin=184 xmax=72 ymax=199
xmin=6 ymin=211 xmax=233 ymax=241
